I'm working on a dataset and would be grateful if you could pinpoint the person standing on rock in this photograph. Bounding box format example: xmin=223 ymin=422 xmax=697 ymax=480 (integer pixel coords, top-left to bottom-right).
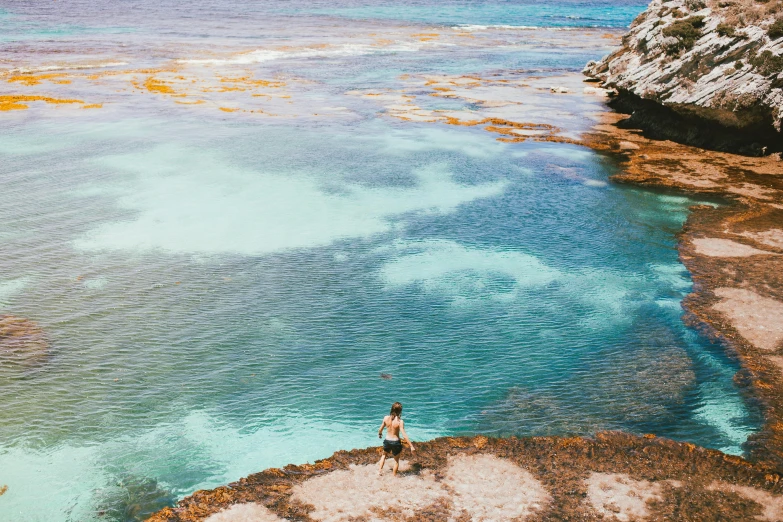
xmin=377 ymin=402 xmax=415 ymax=475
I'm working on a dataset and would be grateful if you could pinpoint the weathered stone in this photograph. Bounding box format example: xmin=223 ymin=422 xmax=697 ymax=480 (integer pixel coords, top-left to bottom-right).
xmin=584 ymin=0 xmax=783 ymax=154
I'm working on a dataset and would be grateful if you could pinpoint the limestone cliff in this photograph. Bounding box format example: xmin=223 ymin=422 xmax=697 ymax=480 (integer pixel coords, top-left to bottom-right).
xmin=584 ymin=0 xmax=783 ymax=154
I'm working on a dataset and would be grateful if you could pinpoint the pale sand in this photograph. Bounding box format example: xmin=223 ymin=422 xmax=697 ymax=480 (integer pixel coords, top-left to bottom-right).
xmin=290 ymin=454 xmax=548 ymax=521
xmin=203 ymin=502 xmax=283 ymax=522
xmin=290 ymin=461 xmax=444 ymax=521
xmin=444 ymin=454 xmax=550 ymax=521
xmin=585 ymin=472 xmax=663 ymax=522
xmin=713 ymin=288 xmax=783 ymax=351
xmin=740 ymin=229 xmax=783 ymax=250
xmin=726 ymin=183 xmax=779 ymax=200
xmin=691 ymin=238 xmax=774 ymax=258
xmin=708 ymin=482 xmax=783 ymax=521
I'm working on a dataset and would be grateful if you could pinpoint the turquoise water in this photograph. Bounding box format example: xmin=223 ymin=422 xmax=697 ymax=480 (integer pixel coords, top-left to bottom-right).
xmin=0 ymin=1 xmax=762 ymax=520
xmin=300 ymin=1 xmax=647 ymax=27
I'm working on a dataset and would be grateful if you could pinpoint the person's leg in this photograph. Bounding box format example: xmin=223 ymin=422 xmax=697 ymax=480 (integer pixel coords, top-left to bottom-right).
xmin=392 ymin=454 xmax=400 ymax=475
xmin=378 ymin=452 xmax=387 ymax=474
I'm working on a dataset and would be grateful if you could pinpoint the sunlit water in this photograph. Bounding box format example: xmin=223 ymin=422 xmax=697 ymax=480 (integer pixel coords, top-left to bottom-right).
xmin=0 ymin=1 xmax=762 ymax=520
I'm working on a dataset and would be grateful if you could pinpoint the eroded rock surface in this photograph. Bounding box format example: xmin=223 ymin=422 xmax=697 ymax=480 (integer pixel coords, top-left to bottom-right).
xmin=148 ymin=434 xmax=783 ymax=522
xmin=585 ymin=472 xmax=664 ymax=521
xmin=204 ymin=503 xmax=283 ymax=522
xmin=708 ymin=481 xmax=783 ymax=521
xmin=584 ymin=106 xmax=783 ymax=470
xmin=713 ymin=287 xmax=783 ymax=351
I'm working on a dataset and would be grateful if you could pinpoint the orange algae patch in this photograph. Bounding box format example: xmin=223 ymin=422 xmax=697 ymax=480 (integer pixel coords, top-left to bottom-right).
xmin=212 ymin=75 xmax=286 ymax=93
xmin=219 ymin=107 xmax=239 ymax=112
xmin=0 ymin=95 xmax=86 ymax=111
xmin=412 ymin=32 xmax=440 ymax=41
xmin=443 ymin=116 xmax=483 ymax=126
xmin=81 ymin=103 xmax=103 ymax=109
xmin=8 ymin=73 xmax=71 ymax=86
xmin=204 ymin=86 xmax=245 ymax=93
xmin=143 ymin=77 xmax=177 ymax=95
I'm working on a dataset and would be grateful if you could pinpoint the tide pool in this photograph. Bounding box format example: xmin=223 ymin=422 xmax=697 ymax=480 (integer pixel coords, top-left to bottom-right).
xmin=0 ymin=1 xmax=761 ymax=520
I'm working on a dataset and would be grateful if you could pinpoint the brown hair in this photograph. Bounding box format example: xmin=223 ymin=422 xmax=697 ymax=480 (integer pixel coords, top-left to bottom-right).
xmin=389 ymin=402 xmax=403 ymax=419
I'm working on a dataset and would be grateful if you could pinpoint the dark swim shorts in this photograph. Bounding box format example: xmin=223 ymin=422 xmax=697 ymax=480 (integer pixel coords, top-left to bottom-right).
xmin=383 ymin=439 xmax=403 ymax=456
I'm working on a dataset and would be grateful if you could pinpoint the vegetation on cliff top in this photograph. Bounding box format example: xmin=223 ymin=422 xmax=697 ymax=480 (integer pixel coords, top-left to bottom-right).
xmin=662 ymin=15 xmax=706 ymax=52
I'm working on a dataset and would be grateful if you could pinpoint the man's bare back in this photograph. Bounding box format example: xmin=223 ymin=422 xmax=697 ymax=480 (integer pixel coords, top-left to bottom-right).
xmin=377 ymin=402 xmax=414 ymax=476
xmin=381 ymin=415 xmax=402 ymax=440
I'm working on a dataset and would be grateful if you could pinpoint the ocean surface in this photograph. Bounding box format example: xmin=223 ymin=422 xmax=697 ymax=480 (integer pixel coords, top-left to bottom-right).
xmin=0 ymin=1 xmax=762 ymax=520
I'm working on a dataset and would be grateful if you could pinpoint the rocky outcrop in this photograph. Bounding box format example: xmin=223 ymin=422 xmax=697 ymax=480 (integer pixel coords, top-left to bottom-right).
xmin=148 ymin=434 xmax=783 ymax=522
xmin=585 ymin=0 xmax=783 ymax=155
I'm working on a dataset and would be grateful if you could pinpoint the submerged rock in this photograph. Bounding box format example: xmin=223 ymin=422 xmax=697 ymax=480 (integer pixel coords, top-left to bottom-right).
xmin=95 ymin=475 xmax=177 ymax=522
xmin=584 ymin=0 xmax=783 ymax=155
xmin=0 ymin=315 xmax=48 ymax=370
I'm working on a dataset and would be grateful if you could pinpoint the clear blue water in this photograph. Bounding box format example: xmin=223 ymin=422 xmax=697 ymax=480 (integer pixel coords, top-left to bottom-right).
xmin=0 ymin=1 xmax=761 ymax=520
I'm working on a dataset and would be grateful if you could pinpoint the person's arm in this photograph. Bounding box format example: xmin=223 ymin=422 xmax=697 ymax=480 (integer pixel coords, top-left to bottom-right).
xmin=378 ymin=417 xmax=386 ymax=439
xmin=399 ymin=420 xmax=415 ymax=452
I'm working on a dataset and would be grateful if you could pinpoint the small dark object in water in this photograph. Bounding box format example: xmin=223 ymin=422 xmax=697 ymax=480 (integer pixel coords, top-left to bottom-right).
xmin=380 ymin=373 xmax=392 ymax=380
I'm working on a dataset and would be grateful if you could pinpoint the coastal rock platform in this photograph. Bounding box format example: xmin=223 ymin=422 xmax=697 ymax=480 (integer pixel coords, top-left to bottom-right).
xmin=584 ymin=0 xmax=783 ymax=155
xmin=149 ymin=433 xmax=782 ymax=521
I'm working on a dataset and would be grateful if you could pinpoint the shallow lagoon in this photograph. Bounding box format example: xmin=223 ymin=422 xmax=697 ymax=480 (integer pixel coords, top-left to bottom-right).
xmin=0 ymin=1 xmax=762 ymax=519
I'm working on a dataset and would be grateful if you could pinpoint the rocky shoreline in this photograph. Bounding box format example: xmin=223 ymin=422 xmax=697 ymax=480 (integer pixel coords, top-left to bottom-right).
xmin=582 ymin=0 xmax=783 ymax=473
xmin=583 ymin=108 xmax=783 ymax=472
xmin=147 ymin=3 xmax=783 ymax=519
xmin=147 ymin=99 xmax=783 ymax=522
xmin=148 ymin=434 xmax=783 ymax=521
xmin=584 ymin=0 xmax=783 ymax=155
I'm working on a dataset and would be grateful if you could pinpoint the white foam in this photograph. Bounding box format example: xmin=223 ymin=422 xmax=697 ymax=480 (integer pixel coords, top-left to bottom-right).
xmin=179 ymin=41 xmax=443 ymax=65
xmin=451 ymin=25 xmax=578 ymax=32
xmin=74 ymin=146 xmax=506 ymax=256
xmin=5 ymin=62 xmax=128 ymax=74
